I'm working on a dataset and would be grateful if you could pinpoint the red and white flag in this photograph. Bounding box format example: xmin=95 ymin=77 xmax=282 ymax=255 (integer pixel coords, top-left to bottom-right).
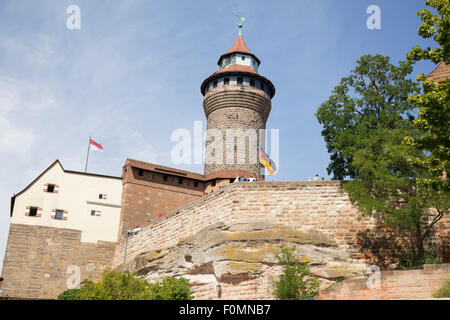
xmin=89 ymin=139 xmax=104 ymax=152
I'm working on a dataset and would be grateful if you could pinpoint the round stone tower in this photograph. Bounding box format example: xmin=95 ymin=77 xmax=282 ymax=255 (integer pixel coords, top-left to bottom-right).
xmin=200 ymin=32 xmax=275 ymax=181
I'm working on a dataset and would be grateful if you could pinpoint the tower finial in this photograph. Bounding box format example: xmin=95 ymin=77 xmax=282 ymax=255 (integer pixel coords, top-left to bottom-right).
xmin=235 ymin=14 xmax=246 ymax=36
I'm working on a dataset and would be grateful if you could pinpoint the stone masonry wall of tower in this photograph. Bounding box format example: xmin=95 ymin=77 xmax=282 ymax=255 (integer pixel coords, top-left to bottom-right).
xmin=203 ymin=85 xmax=271 ymax=176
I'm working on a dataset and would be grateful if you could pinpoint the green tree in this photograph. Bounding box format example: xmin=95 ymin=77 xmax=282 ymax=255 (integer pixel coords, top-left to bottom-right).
xmin=405 ymin=0 xmax=450 ymax=192
xmin=316 ymin=55 xmax=420 ymax=180
xmin=316 ymin=54 xmax=449 ymax=261
xmin=273 ymin=248 xmax=320 ymax=300
xmin=76 ymin=270 xmax=192 ymax=300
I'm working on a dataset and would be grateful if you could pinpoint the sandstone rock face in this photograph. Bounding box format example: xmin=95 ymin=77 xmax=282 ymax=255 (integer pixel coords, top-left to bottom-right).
xmin=130 ymin=222 xmax=367 ymax=299
xmin=114 ymin=181 xmax=449 ymax=300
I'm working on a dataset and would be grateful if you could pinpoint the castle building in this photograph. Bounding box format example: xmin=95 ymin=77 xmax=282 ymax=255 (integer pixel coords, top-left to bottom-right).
xmin=201 ymin=34 xmax=275 ymax=179
xmin=1 ymin=31 xmax=449 ymax=300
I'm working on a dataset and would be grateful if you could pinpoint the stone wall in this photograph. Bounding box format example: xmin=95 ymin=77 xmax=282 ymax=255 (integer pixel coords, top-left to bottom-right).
xmin=317 ymin=264 xmax=450 ymax=300
xmin=119 ymin=163 xmax=204 ymax=234
xmin=0 ymin=224 xmax=116 ymax=299
xmin=203 ymin=85 xmax=271 ymax=177
xmin=113 ymin=181 xmax=449 ymax=300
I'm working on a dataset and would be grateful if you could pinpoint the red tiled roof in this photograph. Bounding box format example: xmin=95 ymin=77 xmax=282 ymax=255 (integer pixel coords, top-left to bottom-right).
xmin=226 ymin=35 xmax=251 ymax=54
xmin=215 ymin=65 xmax=257 ymax=75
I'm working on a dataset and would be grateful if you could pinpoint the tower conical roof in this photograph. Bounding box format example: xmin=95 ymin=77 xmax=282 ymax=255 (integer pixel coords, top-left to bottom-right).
xmin=217 ymin=35 xmax=261 ymax=66
xmin=226 ymin=35 xmax=251 ymax=54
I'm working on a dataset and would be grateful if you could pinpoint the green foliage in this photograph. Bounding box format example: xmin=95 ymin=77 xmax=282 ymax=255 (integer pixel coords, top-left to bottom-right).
xmin=407 ymin=0 xmax=449 ymax=64
xmin=273 ymin=248 xmax=320 ymax=300
xmin=405 ymin=0 xmax=450 ymax=193
xmin=316 ymin=54 xmax=449 ymax=259
xmin=76 ymin=270 xmax=193 ymax=300
xmin=315 ymin=54 xmax=420 ymax=180
xmin=396 ymin=250 xmax=442 ymax=269
xmin=433 ymin=278 xmax=450 ymax=298
xmin=57 ymin=288 xmax=81 ymax=300
xmin=147 ymin=277 xmax=193 ymax=300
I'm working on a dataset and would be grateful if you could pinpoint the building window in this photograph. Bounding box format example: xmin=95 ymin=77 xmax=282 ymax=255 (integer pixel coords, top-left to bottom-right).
xmin=212 ymin=180 xmax=216 ymax=187
xmin=52 ymin=209 xmax=67 ymax=220
xmin=55 ymin=210 xmax=64 ymax=220
xmin=91 ymin=210 xmax=101 ymax=216
xmin=26 ymin=206 xmax=41 ymax=217
xmin=138 ymin=169 xmax=144 ymax=176
xmin=99 ymin=194 xmax=107 ymax=200
xmin=241 ymin=56 xmax=245 ymax=61
xmin=224 ymin=78 xmax=230 ymax=85
xmin=260 ymin=83 xmax=265 ymax=91
xmin=237 ymin=77 xmax=243 ymax=85
xmin=213 ymin=80 xmax=218 ymax=88
xmin=250 ymin=79 xmax=255 ymax=87
xmin=44 ymin=184 xmax=58 ymax=193
xmin=194 ymin=181 xmax=198 ymax=187
xmin=178 ymin=178 xmax=183 ymax=184
xmin=163 ymin=175 xmax=168 ymax=181
xmin=29 ymin=207 xmax=38 ymax=217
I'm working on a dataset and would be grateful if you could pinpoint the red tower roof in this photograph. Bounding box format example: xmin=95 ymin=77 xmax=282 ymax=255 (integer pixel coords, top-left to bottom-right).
xmin=226 ymin=35 xmax=251 ymax=54
xmin=217 ymin=35 xmax=261 ymax=66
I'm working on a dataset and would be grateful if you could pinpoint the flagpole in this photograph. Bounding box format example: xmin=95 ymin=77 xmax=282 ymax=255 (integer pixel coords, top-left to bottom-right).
xmin=85 ymin=136 xmax=91 ymax=173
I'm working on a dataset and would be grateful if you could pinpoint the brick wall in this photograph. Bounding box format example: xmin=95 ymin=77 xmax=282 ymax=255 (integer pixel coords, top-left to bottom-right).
xmin=114 ymin=184 xmax=238 ymax=268
xmin=119 ymin=163 xmax=205 ymax=235
xmin=0 ymin=224 xmax=116 ymax=299
xmin=113 ymin=181 xmax=449 ymax=299
xmin=317 ymin=264 xmax=450 ymax=300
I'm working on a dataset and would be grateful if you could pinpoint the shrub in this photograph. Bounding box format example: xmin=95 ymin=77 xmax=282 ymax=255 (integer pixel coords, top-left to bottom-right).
xmin=273 ymin=248 xmax=320 ymax=300
xmin=433 ymin=279 xmax=450 ymax=298
xmin=57 ymin=288 xmax=81 ymax=300
xmin=396 ymin=250 xmax=442 ymax=269
xmin=72 ymin=270 xmax=192 ymax=300
xmin=148 ymin=277 xmax=193 ymax=300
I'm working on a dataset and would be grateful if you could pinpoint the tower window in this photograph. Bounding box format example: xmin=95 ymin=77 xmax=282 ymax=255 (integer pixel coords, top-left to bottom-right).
xmin=212 ymin=180 xmax=216 ymax=187
xmin=163 ymin=175 xmax=168 ymax=181
xmin=250 ymin=79 xmax=255 ymax=87
xmin=213 ymin=80 xmax=218 ymax=88
xmin=241 ymin=56 xmax=245 ymax=61
xmin=237 ymin=77 xmax=243 ymax=85
xmin=178 ymin=178 xmax=183 ymax=184
xmin=224 ymin=78 xmax=230 ymax=85
xmin=194 ymin=181 xmax=198 ymax=187
xmin=138 ymin=169 xmax=144 ymax=176
xmin=260 ymin=83 xmax=265 ymax=91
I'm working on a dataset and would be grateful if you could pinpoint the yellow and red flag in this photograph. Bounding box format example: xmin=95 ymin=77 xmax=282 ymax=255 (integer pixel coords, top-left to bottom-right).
xmin=259 ymin=150 xmax=277 ymax=176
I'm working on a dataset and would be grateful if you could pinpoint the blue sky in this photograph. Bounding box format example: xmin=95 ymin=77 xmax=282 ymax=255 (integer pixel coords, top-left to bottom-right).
xmin=0 ymin=0 xmax=439 ymax=272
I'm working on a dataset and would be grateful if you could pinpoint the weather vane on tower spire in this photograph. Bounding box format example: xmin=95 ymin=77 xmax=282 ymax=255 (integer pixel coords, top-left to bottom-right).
xmin=235 ymin=14 xmax=246 ymax=36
